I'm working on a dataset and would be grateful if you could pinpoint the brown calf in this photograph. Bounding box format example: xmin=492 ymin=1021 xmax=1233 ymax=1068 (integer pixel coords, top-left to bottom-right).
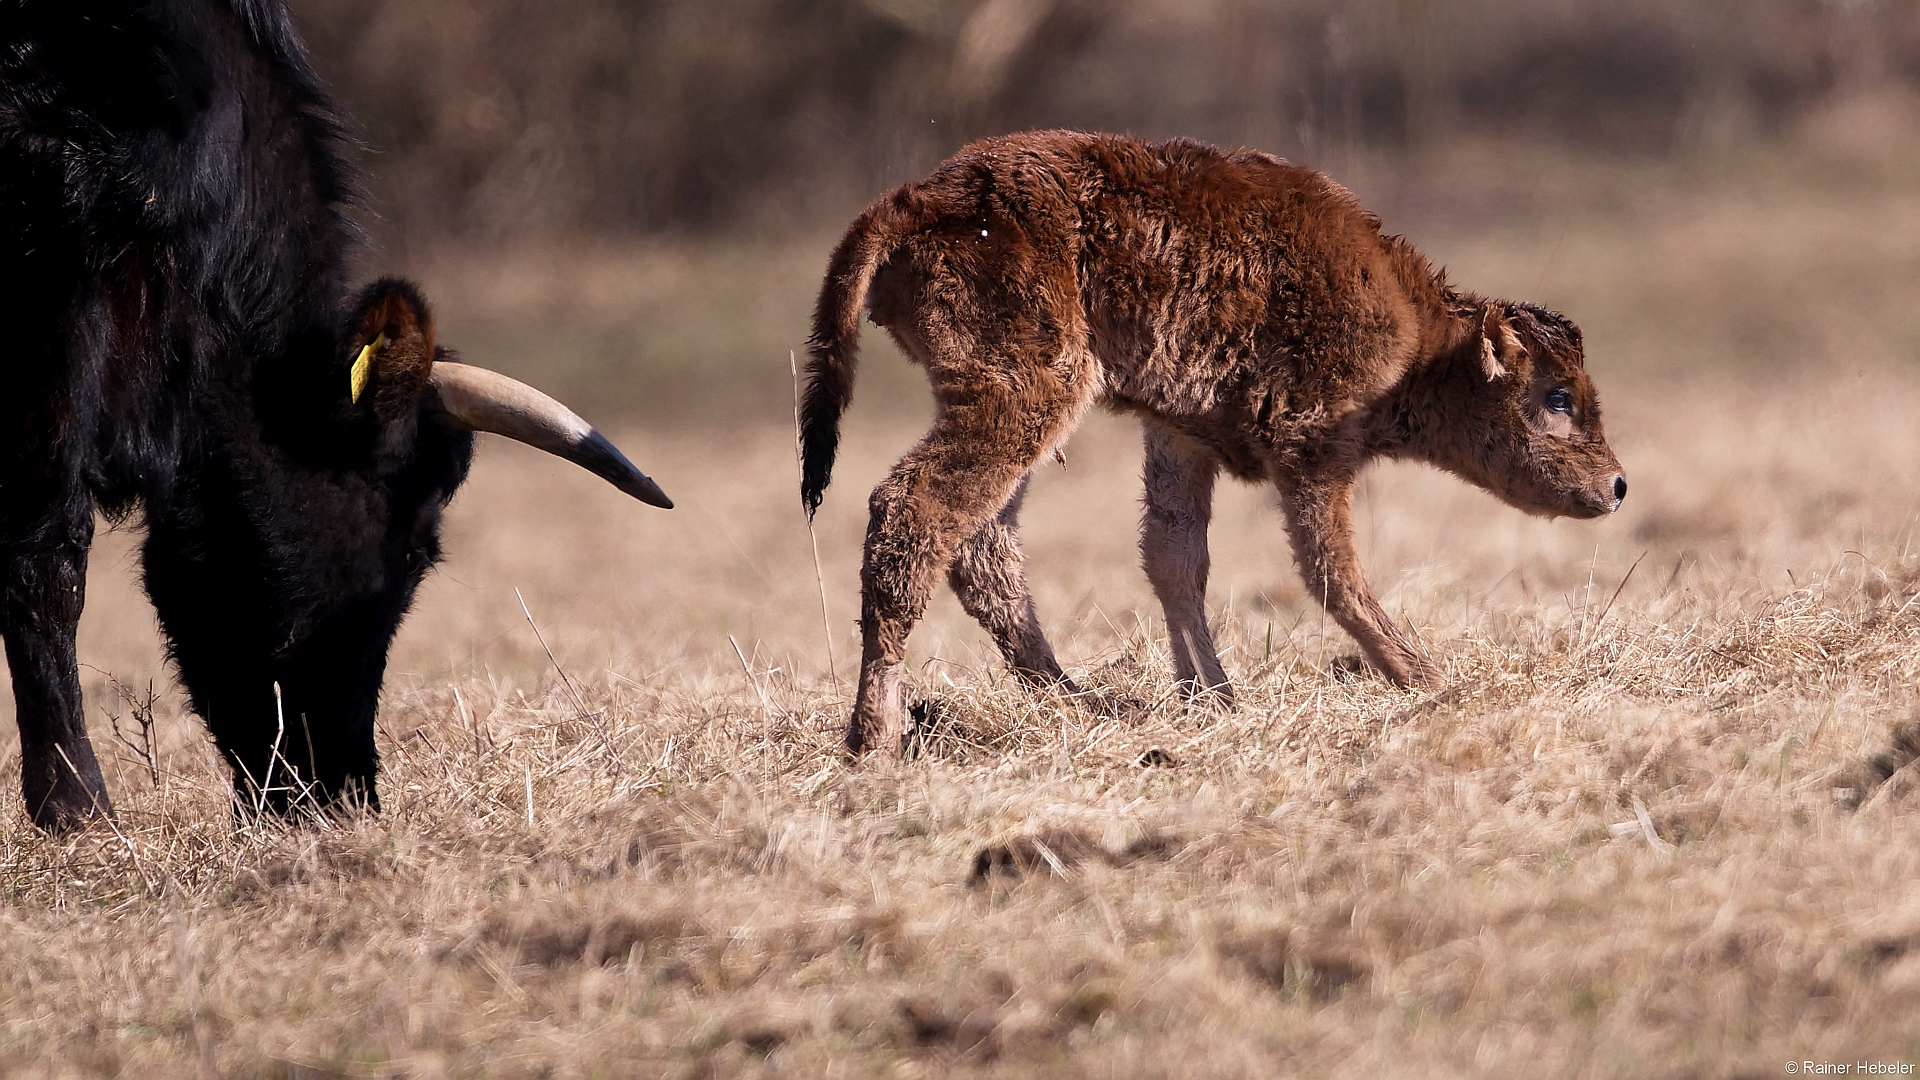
xmin=801 ymin=131 xmax=1626 ymax=756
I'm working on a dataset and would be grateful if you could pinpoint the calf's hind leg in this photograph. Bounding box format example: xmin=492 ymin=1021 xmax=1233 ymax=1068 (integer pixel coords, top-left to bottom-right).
xmin=947 ymin=474 xmax=1079 ymax=693
xmin=851 ymin=373 xmax=1093 ymax=757
xmin=1140 ymin=427 xmax=1232 ymax=702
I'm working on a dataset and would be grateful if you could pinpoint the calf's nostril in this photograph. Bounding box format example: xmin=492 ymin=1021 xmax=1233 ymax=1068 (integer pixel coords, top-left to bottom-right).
xmin=1612 ymin=475 xmax=1628 ymax=503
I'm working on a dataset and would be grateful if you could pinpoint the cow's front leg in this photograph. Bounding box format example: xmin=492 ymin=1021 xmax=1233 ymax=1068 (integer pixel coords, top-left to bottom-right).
xmin=1277 ymin=470 xmax=1446 ymax=690
xmin=2 ymin=532 xmax=114 ymax=831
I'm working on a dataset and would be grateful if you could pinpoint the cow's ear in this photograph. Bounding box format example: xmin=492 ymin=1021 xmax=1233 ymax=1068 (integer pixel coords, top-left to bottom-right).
xmin=1478 ymin=306 xmax=1517 ymax=381
xmin=347 ymin=278 xmax=436 ymax=423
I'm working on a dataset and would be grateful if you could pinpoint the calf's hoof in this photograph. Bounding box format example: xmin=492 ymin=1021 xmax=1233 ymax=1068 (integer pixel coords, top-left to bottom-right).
xmin=1401 ymin=662 xmax=1450 ymax=693
xmin=903 ymin=698 xmax=973 ymax=759
xmin=1012 ymin=665 xmax=1085 ymax=700
xmin=1176 ymin=678 xmax=1236 ymax=709
xmin=1333 ymin=654 xmax=1448 ymax=692
xmin=844 ymin=715 xmax=906 ymax=761
xmin=1328 ymin=654 xmax=1371 ymax=682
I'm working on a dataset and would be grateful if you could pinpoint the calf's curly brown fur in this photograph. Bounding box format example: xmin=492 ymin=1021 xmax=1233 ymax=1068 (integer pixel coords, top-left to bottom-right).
xmin=802 ymin=131 xmax=1626 ymax=756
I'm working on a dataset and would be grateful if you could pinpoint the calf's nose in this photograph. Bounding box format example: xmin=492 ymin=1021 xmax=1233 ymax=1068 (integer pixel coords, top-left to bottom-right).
xmin=1612 ymin=474 xmax=1628 ymax=509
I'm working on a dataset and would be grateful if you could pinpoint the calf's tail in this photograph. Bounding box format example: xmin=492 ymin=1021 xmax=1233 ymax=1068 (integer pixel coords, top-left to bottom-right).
xmin=799 ymin=198 xmax=909 ymax=519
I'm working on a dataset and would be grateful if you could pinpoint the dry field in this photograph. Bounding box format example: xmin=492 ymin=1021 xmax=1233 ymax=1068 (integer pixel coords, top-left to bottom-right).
xmin=8 ymin=127 xmax=1920 ymax=1077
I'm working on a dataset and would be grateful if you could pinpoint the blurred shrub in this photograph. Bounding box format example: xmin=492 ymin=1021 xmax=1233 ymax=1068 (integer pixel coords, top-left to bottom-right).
xmin=296 ymin=0 xmax=1920 ymax=242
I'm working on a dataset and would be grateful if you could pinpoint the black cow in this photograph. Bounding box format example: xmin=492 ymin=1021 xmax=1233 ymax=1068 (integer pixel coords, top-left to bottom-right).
xmin=1 ymin=0 xmax=670 ymax=831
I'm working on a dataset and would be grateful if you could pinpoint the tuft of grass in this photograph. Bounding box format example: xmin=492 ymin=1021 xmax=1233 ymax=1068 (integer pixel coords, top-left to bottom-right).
xmin=5 ymin=368 xmax=1920 ymax=1075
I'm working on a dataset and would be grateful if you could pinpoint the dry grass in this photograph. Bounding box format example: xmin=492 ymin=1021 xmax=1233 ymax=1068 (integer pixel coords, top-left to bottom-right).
xmin=5 ymin=375 xmax=1920 ymax=1077
xmin=9 ymin=129 xmax=1920 ymax=1076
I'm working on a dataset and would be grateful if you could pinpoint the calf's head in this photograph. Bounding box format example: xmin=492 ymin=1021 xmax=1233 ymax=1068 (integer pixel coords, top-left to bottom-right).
xmin=1429 ymin=302 xmax=1625 ymax=520
xmin=142 ymin=279 xmax=670 ymax=813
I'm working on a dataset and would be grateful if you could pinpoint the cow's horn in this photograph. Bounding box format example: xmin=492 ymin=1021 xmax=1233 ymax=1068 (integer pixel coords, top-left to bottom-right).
xmin=426 ymin=362 xmax=672 ymax=509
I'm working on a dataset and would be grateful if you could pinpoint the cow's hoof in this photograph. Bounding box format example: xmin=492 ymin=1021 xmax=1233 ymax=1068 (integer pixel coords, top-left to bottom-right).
xmin=26 ymin=779 xmax=113 ymax=835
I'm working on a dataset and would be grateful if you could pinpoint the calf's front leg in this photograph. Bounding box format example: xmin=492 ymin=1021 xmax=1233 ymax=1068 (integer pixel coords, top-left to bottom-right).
xmin=1278 ymin=471 xmax=1446 ymax=690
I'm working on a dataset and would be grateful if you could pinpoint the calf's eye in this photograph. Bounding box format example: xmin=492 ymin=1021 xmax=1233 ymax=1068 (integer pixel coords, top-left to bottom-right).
xmin=1545 ymin=387 xmax=1573 ymax=414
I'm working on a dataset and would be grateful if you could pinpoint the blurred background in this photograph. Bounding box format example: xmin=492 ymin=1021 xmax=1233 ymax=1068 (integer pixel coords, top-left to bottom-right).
xmin=287 ymin=0 xmax=1920 ymax=427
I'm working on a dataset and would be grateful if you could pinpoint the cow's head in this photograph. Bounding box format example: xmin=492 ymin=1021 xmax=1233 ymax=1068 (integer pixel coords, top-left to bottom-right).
xmin=1427 ymin=301 xmax=1625 ymax=520
xmin=142 ymin=278 xmax=669 ymax=815
xmin=344 ymin=279 xmax=672 ymax=509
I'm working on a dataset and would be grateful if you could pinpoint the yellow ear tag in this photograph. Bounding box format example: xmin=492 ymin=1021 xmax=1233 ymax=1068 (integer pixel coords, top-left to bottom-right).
xmin=349 ymin=333 xmax=384 ymax=404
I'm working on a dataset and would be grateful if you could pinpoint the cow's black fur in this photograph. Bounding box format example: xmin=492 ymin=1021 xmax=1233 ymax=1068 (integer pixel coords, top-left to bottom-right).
xmin=2 ymin=1 xmax=475 ymax=827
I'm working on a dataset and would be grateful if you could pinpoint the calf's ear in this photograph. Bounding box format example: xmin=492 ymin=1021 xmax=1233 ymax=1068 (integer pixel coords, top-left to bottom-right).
xmin=1478 ymin=306 xmax=1519 ymax=381
xmin=347 ymin=278 xmax=437 ymax=423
